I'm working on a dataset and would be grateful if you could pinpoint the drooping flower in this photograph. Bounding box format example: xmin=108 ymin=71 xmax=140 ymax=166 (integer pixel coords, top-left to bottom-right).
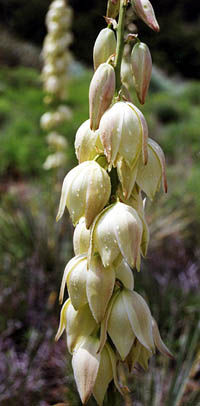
xmin=89 ymin=202 xmax=143 ymax=269
xmin=74 ymin=119 xmax=102 ymax=163
xmin=56 ymin=161 xmax=111 ymax=228
xmin=99 ymin=101 xmax=148 ymax=169
xmin=99 ymin=287 xmax=155 ymax=360
xmin=136 ymin=138 xmax=168 ymax=199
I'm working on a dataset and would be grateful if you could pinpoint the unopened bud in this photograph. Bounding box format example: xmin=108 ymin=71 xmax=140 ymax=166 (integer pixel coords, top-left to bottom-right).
xmin=131 ymin=41 xmax=152 ymax=104
xmin=133 ymin=0 xmax=160 ymax=32
xmin=93 ymin=344 xmax=113 ymax=405
xmin=89 ymin=63 xmax=115 ymax=131
xmin=93 ymin=28 xmax=116 ymax=71
xmin=74 ymin=119 xmax=102 ymax=163
xmin=56 ymin=161 xmax=111 ymax=228
xmin=106 ymin=0 xmax=120 ymax=19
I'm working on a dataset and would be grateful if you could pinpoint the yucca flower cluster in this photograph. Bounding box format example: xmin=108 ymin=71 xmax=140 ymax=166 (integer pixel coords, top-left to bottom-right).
xmin=41 ymin=0 xmax=73 ymax=170
xmin=56 ymin=0 xmax=173 ymax=404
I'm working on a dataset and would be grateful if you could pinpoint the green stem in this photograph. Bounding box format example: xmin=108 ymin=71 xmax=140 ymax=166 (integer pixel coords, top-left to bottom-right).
xmin=114 ymin=0 xmax=127 ymax=93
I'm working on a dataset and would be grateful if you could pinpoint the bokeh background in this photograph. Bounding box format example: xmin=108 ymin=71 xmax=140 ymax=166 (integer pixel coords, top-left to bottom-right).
xmin=0 ymin=1 xmax=200 ymax=405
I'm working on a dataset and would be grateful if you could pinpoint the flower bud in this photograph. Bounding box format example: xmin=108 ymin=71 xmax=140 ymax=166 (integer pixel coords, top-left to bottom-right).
xmin=99 ymin=101 xmax=148 ymax=169
xmin=106 ymin=0 xmax=120 ymax=19
xmin=93 ymin=28 xmax=116 ymax=71
xmin=90 ymin=202 xmax=143 ymax=269
xmin=56 ymin=161 xmax=111 ymax=228
xmin=131 ymin=41 xmax=152 ymax=104
xmin=133 ymin=0 xmax=160 ymax=32
xmin=74 ymin=119 xmax=102 ymax=163
xmin=115 ymin=259 xmax=134 ymax=290
xmin=59 ymin=254 xmax=87 ymax=308
xmin=86 ymin=255 xmax=115 ymax=323
xmin=107 ymin=288 xmax=155 ymax=359
xmin=89 ymin=63 xmax=115 ymax=131
xmin=72 ymin=336 xmax=100 ymax=404
xmin=136 ymin=138 xmax=167 ymax=200
xmin=73 ymin=217 xmax=91 ymax=256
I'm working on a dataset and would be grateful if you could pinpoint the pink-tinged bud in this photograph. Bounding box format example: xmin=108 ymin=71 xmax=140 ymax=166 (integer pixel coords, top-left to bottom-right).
xmin=56 ymin=161 xmax=111 ymax=228
xmin=131 ymin=42 xmax=152 ymax=105
xmin=99 ymin=101 xmax=148 ymax=168
xmin=89 ymin=202 xmax=143 ymax=269
xmin=133 ymin=0 xmax=160 ymax=32
xmin=74 ymin=119 xmax=102 ymax=163
xmin=89 ymin=63 xmax=116 ymax=131
xmin=136 ymin=138 xmax=167 ymax=200
xmin=106 ymin=0 xmax=120 ymax=19
xmin=93 ymin=28 xmax=116 ymax=71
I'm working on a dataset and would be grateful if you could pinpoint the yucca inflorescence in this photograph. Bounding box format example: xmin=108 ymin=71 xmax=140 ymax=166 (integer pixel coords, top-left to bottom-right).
xmin=40 ymin=0 xmax=73 ymax=170
xmin=56 ymin=0 xmax=173 ymax=404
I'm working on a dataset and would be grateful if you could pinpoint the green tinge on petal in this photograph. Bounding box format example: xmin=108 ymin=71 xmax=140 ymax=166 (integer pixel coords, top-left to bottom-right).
xmin=148 ymin=138 xmax=168 ymax=193
xmin=138 ymin=345 xmax=152 ymax=370
xmin=123 ymin=289 xmax=155 ymax=352
xmin=93 ymin=345 xmax=113 ymax=406
xmin=86 ymin=256 xmax=115 ymax=323
xmin=136 ymin=144 xmax=162 ymax=200
xmin=108 ymin=291 xmax=135 ymax=360
xmin=72 ymin=336 xmax=100 ymax=404
xmin=126 ymin=339 xmax=141 ymax=372
xmin=55 ymin=298 xmax=70 ymax=341
xmin=106 ymin=343 xmax=125 ymax=396
xmin=152 ymin=318 xmax=174 ymax=359
xmin=98 ymin=289 xmax=120 ymax=354
xmin=117 ymin=158 xmax=139 ymax=200
xmin=67 ymin=303 xmax=97 ymax=354
xmin=115 ymin=259 xmax=134 ymax=290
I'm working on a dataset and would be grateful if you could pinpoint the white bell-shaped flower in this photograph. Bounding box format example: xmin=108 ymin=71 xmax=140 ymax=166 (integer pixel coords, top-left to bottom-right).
xmin=56 ymin=161 xmax=111 ymax=228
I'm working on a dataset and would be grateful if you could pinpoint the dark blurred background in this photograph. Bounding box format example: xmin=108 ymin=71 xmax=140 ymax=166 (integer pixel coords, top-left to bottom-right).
xmin=0 ymin=1 xmax=200 ymax=406
xmin=0 ymin=0 xmax=200 ymax=77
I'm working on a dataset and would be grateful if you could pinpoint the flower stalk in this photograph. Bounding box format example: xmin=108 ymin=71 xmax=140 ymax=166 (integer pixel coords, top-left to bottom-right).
xmin=54 ymin=0 xmax=173 ymax=404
